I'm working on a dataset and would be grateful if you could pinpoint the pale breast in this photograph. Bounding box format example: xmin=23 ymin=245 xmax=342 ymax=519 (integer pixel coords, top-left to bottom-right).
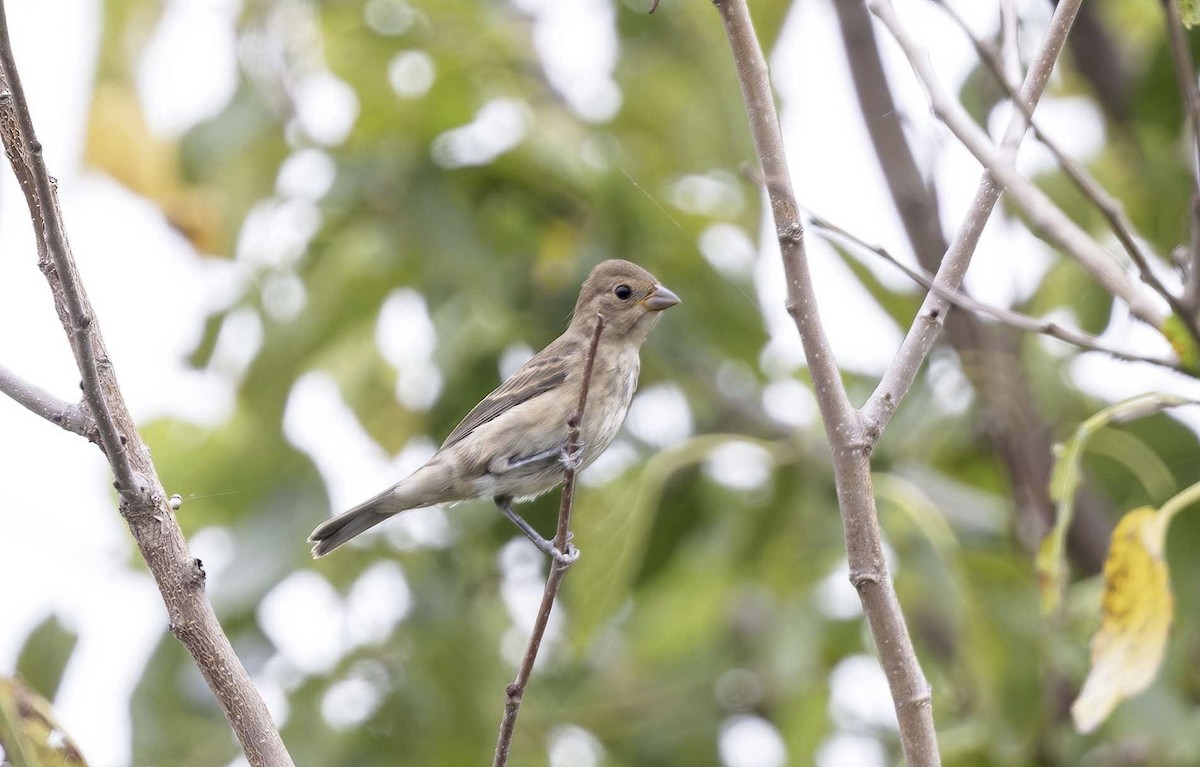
xmin=579 ymin=352 xmax=639 ymax=469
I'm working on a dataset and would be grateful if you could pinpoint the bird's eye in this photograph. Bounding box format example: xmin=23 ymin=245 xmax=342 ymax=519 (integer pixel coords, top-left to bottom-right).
xmin=614 ymin=284 xmax=632 ymax=300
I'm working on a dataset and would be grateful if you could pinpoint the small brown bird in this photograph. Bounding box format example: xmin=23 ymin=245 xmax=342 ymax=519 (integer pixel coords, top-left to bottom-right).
xmin=308 ymin=259 xmax=680 ymax=561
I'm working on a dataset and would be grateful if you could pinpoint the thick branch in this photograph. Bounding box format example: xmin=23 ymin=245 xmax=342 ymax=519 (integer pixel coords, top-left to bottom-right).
xmin=713 ymin=0 xmax=857 ymax=434
xmin=492 ymin=315 xmax=603 ymax=767
xmin=0 ymin=5 xmax=293 ymax=765
xmin=864 ymin=0 xmax=1087 ymax=431
xmin=714 ymin=1 xmax=938 ymax=764
xmin=0 ymin=363 xmax=97 ymax=438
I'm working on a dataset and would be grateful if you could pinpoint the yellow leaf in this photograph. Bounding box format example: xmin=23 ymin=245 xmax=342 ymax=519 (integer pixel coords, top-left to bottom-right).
xmin=1071 ymin=507 xmax=1173 ymax=733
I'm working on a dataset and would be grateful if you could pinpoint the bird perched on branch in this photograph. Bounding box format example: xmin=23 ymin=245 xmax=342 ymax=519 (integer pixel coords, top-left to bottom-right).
xmin=308 ymin=259 xmax=680 ymax=562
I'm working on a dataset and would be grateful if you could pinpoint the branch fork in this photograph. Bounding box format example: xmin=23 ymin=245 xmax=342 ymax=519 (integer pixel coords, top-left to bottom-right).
xmin=712 ymin=0 xmax=1089 ymax=764
xmin=0 ymin=3 xmax=293 ymax=763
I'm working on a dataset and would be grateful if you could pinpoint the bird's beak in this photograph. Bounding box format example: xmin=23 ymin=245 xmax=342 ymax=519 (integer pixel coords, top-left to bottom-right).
xmin=643 ymin=283 xmax=681 ymax=311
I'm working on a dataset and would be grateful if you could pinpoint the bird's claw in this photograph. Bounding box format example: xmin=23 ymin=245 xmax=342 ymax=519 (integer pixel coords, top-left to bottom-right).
xmin=533 ymin=534 xmax=579 ymax=568
xmin=552 ymin=543 xmax=580 ymax=568
xmin=559 ymin=444 xmax=585 ymax=472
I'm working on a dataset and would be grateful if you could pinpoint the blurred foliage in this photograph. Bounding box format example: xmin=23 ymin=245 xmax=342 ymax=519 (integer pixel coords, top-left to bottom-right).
xmin=15 ymin=617 xmax=77 ymax=704
xmin=24 ymin=0 xmax=1200 ymax=764
xmin=0 ymin=677 xmax=88 ymax=766
xmin=1186 ymin=0 xmax=1200 ymax=29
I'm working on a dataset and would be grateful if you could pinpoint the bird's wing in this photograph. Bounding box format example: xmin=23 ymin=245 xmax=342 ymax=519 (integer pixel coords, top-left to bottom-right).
xmin=440 ymin=339 xmax=577 ymax=450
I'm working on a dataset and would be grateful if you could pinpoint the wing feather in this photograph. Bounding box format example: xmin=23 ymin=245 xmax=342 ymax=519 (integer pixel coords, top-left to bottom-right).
xmin=440 ymin=339 xmax=577 ymax=449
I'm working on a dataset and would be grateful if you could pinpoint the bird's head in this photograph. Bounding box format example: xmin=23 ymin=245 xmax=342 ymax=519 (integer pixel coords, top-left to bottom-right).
xmin=570 ymin=259 xmax=680 ymax=344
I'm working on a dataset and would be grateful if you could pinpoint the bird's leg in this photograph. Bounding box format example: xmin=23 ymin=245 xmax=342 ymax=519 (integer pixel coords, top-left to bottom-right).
xmin=500 ymin=441 xmax=585 ymax=473
xmin=494 ymin=495 xmax=579 ymax=566
xmin=503 ymin=444 xmax=565 ymax=470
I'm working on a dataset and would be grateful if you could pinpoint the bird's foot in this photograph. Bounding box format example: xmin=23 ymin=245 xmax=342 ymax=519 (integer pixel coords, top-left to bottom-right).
xmin=552 ymin=542 xmax=580 ymax=568
xmin=529 ymin=532 xmax=579 ymax=568
xmin=559 ymin=443 xmax=585 ymax=472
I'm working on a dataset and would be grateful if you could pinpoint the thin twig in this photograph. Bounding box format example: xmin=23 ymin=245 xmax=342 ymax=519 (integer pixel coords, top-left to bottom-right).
xmin=809 ymin=214 xmax=1183 ymax=370
xmin=713 ymin=1 xmax=939 ymax=764
xmin=932 ymin=0 xmax=1193 ymax=336
xmin=999 ymin=0 xmax=1020 ymax=85
xmin=871 ymin=0 xmax=1165 ymax=331
xmin=1160 ymin=0 xmax=1200 ymax=308
xmin=0 ymin=4 xmax=293 ymax=765
xmin=552 ymin=314 xmax=604 ymax=553
xmin=868 ymin=0 xmax=1166 ymax=434
xmin=492 ymin=314 xmax=604 ymax=767
xmin=864 ymin=0 xmax=1084 ymax=428
xmin=0 ymin=362 xmax=97 ymax=438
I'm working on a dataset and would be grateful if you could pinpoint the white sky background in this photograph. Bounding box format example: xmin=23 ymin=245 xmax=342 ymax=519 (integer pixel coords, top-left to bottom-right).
xmin=1 ymin=0 xmax=1199 ymax=766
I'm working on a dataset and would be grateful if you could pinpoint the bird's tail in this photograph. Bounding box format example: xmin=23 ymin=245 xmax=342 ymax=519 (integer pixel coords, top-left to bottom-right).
xmin=309 ymin=496 xmax=393 ymax=558
xmin=308 ymin=463 xmax=454 ymax=558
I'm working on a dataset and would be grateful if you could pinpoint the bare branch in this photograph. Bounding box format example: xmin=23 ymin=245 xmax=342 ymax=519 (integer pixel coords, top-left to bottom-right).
xmin=714 ymin=2 xmax=856 ymax=432
xmin=932 ymin=0 xmax=1193 ymax=335
xmin=999 ymin=0 xmax=1020 ymax=84
xmin=0 ymin=107 xmax=134 ymax=493
xmin=870 ymin=0 xmax=1165 ymax=332
xmin=0 ymin=363 xmax=96 ymax=438
xmin=810 ymin=214 xmax=1183 ymax=370
xmin=1160 ymin=0 xmax=1200 ymax=308
xmin=492 ymin=314 xmax=603 ymax=767
xmin=833 ymin=0 xmax=1113 ymax=568
xmin=0 ymin=4 xmax=293 ymax=765
xmin=865 ymin=0 xmax=1107 ymax=432
xmin=552 ymin=315 xmax=604 ymax=554
xmin=713 ymin=1 xmax=939 ymax=763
